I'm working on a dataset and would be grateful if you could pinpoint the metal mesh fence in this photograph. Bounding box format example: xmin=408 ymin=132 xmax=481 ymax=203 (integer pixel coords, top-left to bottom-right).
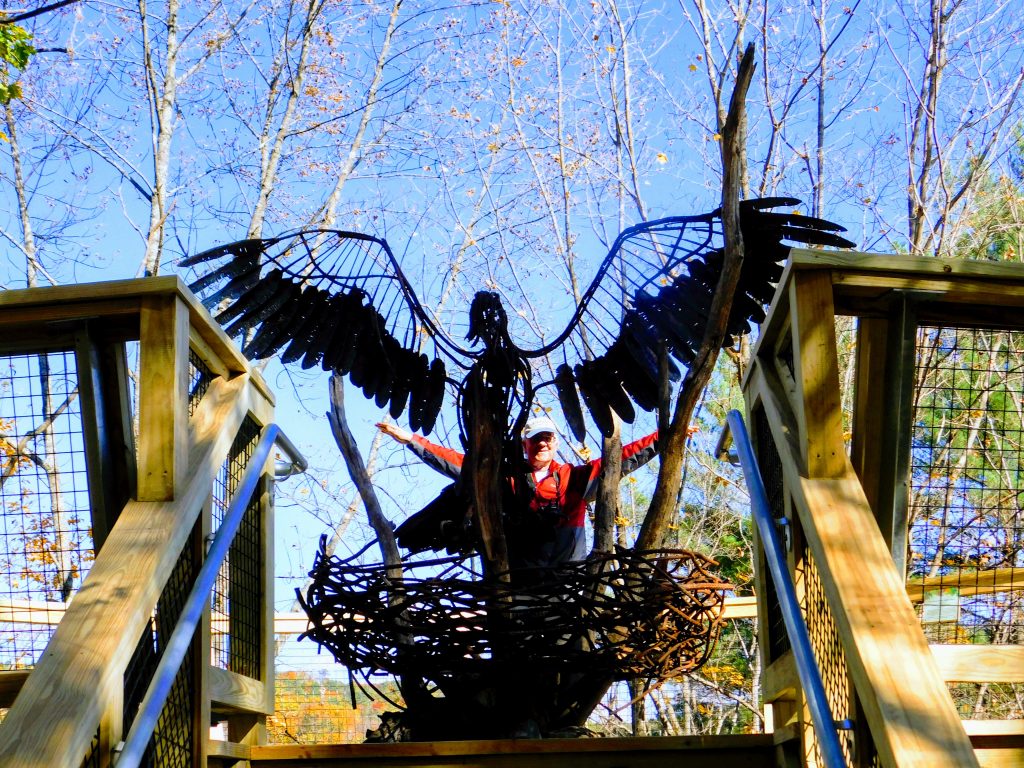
xmin=187 ymin=350 xmax=215 ymax=416
xmin=909 ymin=325 xmax=1024 ymax=719
xmin=752 ymin=405 xmax=791 ymax=662
xmin=801 ymin=544 xmax=877 ymax=768
xmin=268 ymin=634 xmax=389 ymax=745
xmin=79 ymin=727 xmax=101 ymax=768
xmin=122 ymin=524 xmax=198 ymax=768
xmin=211 ymin=416 xmax=263 ymax=678
xmin=0 ymin=350 xmax=92 ymax=670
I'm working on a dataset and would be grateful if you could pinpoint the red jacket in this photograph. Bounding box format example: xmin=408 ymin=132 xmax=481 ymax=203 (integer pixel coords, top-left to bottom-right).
xmin=407 ymin=432 xmax=659 ymax=569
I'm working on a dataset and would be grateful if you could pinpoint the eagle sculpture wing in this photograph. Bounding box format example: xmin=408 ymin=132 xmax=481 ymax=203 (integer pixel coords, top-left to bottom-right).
xmin=181 ymin=199 xmax=854 ymax=443
xmin=527 ymin=197 xmax=855 ymax=440
xmin=180 ymin=230 xmax=472 ymax=435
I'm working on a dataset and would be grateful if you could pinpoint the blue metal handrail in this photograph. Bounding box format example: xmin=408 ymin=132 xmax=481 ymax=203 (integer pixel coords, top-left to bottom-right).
xmin=115 ymin=423 xmax=305 ymax=768
xmin=724 ymin=409 xmax=848 ymax=768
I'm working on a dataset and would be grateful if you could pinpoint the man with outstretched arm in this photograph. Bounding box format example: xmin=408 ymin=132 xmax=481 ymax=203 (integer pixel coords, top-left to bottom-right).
xmin=377 ymin=416 xmax=682 ymax=572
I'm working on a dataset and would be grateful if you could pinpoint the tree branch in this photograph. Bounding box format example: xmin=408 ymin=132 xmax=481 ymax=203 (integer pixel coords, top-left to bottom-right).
xmin=635 ymin=42 xmax=755 ymax=551
xmin=326 ymin=374 xmax=401 ymax=573
xmin=1 ymin=1 xmax=79 ymax=25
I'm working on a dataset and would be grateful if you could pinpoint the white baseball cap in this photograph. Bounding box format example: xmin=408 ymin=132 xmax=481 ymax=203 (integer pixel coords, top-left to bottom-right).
xmin=523 ymin=416 xmax=558 ymax=439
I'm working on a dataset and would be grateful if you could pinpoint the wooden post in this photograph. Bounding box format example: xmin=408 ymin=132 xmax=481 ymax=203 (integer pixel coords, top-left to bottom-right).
xmin=851 ymin=297 xmax=916 ymax=576
xmin=138 ymin=294 xmax=190 ymax=500
xmin=788 ymin=271 xmax=846 ymax=478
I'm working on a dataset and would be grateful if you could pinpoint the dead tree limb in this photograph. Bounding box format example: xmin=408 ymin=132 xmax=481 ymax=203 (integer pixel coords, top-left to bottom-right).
xmin=635 ymin=42 xmax=755 ymax=550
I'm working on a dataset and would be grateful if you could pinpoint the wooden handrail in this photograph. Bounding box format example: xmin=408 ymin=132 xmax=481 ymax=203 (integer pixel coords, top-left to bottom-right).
xmin=0 ymin=373 xmax=255 ymax=767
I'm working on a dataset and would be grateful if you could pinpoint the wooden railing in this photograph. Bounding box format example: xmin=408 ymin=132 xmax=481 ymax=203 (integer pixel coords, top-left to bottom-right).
xmin=743 ymin=258 xmax=990 ymax=768
xmin=0 ymin=278 xmax=278 ymax=767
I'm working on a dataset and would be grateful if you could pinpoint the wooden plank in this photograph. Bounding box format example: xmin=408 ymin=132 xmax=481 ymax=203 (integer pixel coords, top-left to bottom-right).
xmin=188 ymin=326 xmax=230 ymax=380
xmin=0 ymin=275 xmax=182 ymax=308
xmin=973 ymin=744 xmax=1024 ymax=768
xmin=248 ymin=735 xmax=776 ymax=768
xmin=789 ymin=248 xmax=1024 ymax=284
xmin=138 ymin=294 xmax=191 ymax=501
xmin=906 ymin=568 xmax=1024 ymax=602
xmin=209 ymin=667 xmax=270 ymax=714
xmin=931 ymin=645 xmax=1024 ymax=683
xmin=262 ymin=468 xmax=276 ymax=715
xmin=849 ymin=300 xmax=916 ymax=575
xmin=965 ymin=721 xmax=1024 ymax=737
xmin=0 ymin=374 xmax=254 ymax=768
xmin=851 ymin=317 xmax=889 ymax=515
xmin=749 ymin=360 xmax=979 ymax=767
xmin=0 ymin=299 xmax=143 ymax=330
xmin=742 ymin=272 xmax=792 ymax=392
xmin=788 ymin=270 xmax=846 ymax=478
xmin=0 ymin=598 xmax=67 ymax=625
xmin=208 ymin=738 xmax=252 ymax=759
xmin=762 ymin=652 xmax=799 ymax=703
xmin=0 ymin=275 xmax=274 ymax=403
xmin=721 ymin=595 xmax=758 ymax=620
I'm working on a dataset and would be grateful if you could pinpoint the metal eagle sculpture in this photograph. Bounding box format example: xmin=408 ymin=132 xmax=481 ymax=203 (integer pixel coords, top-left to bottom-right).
xmin=182 ymin=198 xmax=853 ymax=739
xmin=181 ymin=197 xmax=852 ymax=448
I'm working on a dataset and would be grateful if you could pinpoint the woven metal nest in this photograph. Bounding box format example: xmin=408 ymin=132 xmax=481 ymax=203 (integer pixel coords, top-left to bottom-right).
xmin=298 ymin=542 xmax=730 ymax=687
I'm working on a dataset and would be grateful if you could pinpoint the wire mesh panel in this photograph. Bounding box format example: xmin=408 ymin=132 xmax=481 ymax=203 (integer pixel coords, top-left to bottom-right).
xmin=123 ymin=526 xmax=198 ymax=768
xmin=801 ymin=546 xmax=878 ymax=768
xmin=210 ymin=416 xmax=263 ymax=678
xmin=752 ymin=405 xmax=791 ymax=662
xmin=909 ymin=325 xmax=1024 ymax=717
xmin=78 ymin=727 xmax=101 ymax=768
xmin=268 ymin=651 xmax=388 ymax=745
xmin=187 ymin=350 xmax=215 ymax=417
xmin=0 ymin=350 xmax=92 ymax=670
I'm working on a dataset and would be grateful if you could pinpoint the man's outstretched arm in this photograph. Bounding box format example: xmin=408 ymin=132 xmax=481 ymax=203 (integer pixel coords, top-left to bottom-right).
xmin=377 ymin=422 xmax=464 ymax=480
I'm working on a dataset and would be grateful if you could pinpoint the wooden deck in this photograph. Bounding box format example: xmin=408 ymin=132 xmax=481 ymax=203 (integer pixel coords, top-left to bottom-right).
xmin=241 ymin=735 xmax=776 ymax=768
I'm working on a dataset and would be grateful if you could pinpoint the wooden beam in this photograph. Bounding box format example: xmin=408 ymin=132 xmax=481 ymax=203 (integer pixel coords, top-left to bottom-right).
xmin=963 ymin=720 xmax=1024 ymax=736
xmin=721 ymin=595 xmax=758 ymax=620
xmin=970 ymin=740 xmax=1024 ymax=768
xmin=906 ymin=568 xmax=1024 ymax=602
xmin=762 ymin=652 xmax=799 ymax=703
xmin=188 ymin=325 xmax=230 ymax=380
xmin=789 ymin=247 xmax=1024 ymax=285
xmin=248 ymin=735 xmax=776 ymax=767
xmin=788 ymin=270 xmax=846 ymax=478
xmin=208 ymin=738 xmax=252 ymax=760
xmin=209 ymin=667 xmax=270 ymax=714
xmin=138 ymin=293 xmax=191 ymax=500
xmin=849 ymin=298 xmax=916 ymax=576
xmin=931 ymin=645 xmax=1024 ymax=684
xmin=0 ymin=275 xmax=274 ymax=403
xmin=0 ymin=374 xmax=253 ymax=768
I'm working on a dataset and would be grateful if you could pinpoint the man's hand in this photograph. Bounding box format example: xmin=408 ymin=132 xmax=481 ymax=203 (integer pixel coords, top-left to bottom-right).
xmin=376 ymin=422 xmax=413 ymax=444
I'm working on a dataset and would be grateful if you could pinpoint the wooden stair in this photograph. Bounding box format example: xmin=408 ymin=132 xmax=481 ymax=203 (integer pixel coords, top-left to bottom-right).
xmin=208 ymin=735 xmax=776 ymax=767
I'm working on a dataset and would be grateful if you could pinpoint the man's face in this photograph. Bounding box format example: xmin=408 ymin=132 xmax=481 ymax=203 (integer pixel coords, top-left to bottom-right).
xmin=523 ymin=431 xmax=557 ymax=469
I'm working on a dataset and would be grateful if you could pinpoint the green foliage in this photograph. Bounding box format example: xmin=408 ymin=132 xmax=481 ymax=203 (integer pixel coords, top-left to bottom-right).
xmin=0 ymin=21 xmax=35 ymax=106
